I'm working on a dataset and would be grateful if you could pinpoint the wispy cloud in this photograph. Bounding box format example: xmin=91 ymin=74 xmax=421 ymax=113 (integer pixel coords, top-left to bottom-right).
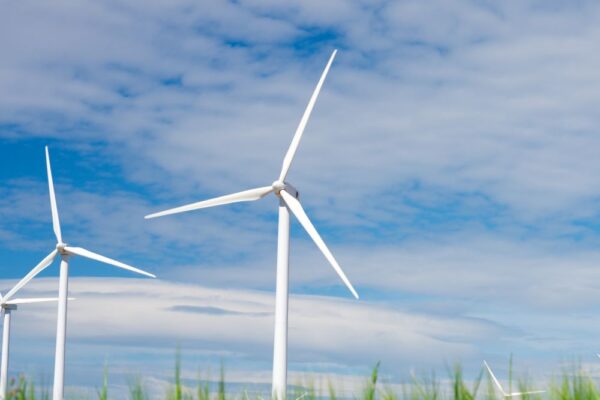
xmin=5 ymin=278 xmax=505 ymax=387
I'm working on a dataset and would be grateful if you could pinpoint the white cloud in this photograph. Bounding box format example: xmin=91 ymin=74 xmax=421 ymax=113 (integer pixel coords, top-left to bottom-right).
xmin=4 ymin=0 xmax=600 ymax=224
xmin=4 ymin=277 xmax=505 ymax=389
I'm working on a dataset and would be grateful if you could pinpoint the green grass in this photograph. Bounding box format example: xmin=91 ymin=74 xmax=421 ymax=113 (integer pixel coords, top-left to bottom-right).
xmin=550 ymin=363 xmax=599 ymax=400
xmin=128 ymin=375 xmax=148 ymax=400
xmin=5 ymin=357 xmax=598 ymax=400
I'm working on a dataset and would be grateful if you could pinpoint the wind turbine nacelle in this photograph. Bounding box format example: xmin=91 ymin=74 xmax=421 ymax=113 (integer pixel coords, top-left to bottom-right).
xmin=284 ymin=184 xmax=299 ymax=199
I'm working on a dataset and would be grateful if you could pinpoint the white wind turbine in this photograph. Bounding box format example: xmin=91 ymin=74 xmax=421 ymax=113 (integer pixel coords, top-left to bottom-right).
xmin=2 ymin=146 xmax=156 ymax=400
xmin=145 ymin=49 xmax=358 ymax=399
xmin=0 ymin=293 xmax=73 ymax=400
xmin=483 ymin=361 xmax=545 ymax=398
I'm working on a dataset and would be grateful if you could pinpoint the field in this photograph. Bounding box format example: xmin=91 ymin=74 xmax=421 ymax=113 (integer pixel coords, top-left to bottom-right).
xmin=4 ymin=355 xmax=598 ymax=400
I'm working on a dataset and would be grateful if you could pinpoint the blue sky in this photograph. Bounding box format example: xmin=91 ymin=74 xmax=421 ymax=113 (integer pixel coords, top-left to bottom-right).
xmin=3 ymin=0 xmax=600 ymax=395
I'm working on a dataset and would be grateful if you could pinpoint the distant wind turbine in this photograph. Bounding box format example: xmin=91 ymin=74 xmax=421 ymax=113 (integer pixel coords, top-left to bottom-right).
xmin=483 ymin=360 xmax=545 ymax=398
xmin=0 ymin=294 xmax=73 ymax=400
xmin=2 ymin=147 xmax=156 ymax=400
xmin=145 ymin=49 xmax=358 ymax=399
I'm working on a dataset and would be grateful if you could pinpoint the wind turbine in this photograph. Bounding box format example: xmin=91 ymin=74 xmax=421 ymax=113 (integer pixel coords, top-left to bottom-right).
xmin=145 ymin=49 xmax=358 ymax=399
xmin=0 ymin=293 xmax=73 ymax=399
xmin=2 ymin=146 xmax=156 ymax=400
xmin=483 ymin=361 xmax=545 ymax=398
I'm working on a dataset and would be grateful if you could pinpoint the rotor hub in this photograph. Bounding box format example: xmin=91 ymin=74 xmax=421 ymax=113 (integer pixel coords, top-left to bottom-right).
xmin=272 ymin=180 xmax=286 ymax=193
xmin=56 ymin=242 xmax=68 ymax=255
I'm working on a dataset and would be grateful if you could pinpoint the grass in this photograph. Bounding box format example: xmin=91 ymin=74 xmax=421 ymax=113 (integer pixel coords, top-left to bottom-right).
xmin=4 ymin=357 xmax=599 ymax=400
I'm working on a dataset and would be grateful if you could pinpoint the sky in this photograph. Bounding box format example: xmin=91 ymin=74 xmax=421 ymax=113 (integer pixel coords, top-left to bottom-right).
xmin=2 ymin=0 xmax=600 ymax=396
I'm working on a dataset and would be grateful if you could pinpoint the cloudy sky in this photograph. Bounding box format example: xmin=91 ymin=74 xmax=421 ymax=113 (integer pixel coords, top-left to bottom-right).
xmin=2 ymin=0 xmax=600 ymax=395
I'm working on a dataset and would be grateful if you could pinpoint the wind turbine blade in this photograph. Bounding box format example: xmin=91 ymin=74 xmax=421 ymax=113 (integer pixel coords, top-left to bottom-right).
xmin=2 ymin=249 xmax=58 ymax=303
xmin=278 ymin=50 xmax=337 ymax=182
xmin=279 ymin=190 xmax=358 ymax=299
xmin=483 ymin=361 xmax=507 ymax=396
xmin=507 ymin=391 xmax=545 ymax=397
xmin=63 ymin=246 xmax=156 ymax=278
xmin=5 ymin=297 xmax=75 ymax=305
xmin=45 ymin=146 xmax=62 ymax=243
xmin=145 ymin=186 xmax=274 ymax=219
